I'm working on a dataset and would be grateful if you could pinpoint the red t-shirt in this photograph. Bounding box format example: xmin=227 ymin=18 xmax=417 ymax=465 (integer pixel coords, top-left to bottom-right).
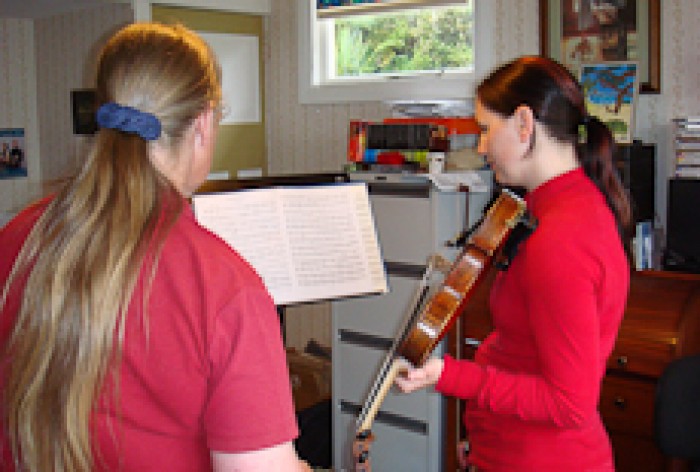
xmin=437 ymin=169 xmax=629 ymax=471
xmin=0 ymin=198 xmax=299 ymax=471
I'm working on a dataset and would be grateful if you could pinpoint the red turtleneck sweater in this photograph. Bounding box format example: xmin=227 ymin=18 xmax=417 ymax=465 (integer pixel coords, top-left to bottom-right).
xmin=437 ymin=169 xmax=629 ymax=471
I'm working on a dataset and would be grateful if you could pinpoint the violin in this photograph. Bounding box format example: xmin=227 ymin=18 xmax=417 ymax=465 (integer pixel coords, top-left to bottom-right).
xmin=352 ymin=189 xmax=534 ymax=471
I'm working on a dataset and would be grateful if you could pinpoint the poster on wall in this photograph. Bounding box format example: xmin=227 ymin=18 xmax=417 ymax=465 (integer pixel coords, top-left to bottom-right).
xmin=0 ymin=128 xmax=27 ymax=179
xmin=580 ymin=61 xmax=639 ymax=143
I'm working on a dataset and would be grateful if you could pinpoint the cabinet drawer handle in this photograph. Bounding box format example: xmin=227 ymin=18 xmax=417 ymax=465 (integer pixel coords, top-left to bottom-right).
xmin=616 ymin=356 xmax=628 ymax=368
xmin=613 ymin=397 xmax=626 ymax=410
xmin=464 ymin=337 xmax=481 ymax=347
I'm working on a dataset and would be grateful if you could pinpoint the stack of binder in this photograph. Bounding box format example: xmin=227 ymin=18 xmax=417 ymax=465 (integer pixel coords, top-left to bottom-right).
xmin=673 ymin=117 xmax=700 ymax=178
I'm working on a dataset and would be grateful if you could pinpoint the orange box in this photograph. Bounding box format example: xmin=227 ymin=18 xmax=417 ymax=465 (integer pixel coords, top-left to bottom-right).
xmin=348 ymin=120 xmax=370 ymax=162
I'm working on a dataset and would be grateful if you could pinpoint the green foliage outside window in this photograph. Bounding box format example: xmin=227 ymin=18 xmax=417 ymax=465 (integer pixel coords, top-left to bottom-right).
xmin=334 ymin=5 xmax=473 ymax=77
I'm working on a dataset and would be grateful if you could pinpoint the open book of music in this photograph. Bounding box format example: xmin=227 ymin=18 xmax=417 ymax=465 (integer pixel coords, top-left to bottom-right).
xmin=192 ymin=182 xmax=388 ymax=306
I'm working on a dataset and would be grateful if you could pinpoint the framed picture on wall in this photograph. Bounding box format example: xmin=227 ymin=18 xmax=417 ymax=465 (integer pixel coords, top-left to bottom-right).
xmin=540 ymin=0 xmax=660 ymax=93
xmin=71 ymin=89 xmax=97 ymax=135
xmin=580 ymin=61 xmax=639 ymax=143
xmin=0 ymin=128 xmax=28 ymax=179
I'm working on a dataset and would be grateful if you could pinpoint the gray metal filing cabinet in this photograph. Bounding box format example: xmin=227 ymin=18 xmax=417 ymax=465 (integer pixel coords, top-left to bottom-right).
xmin=332 ymin=172 xmax=492 ymax=472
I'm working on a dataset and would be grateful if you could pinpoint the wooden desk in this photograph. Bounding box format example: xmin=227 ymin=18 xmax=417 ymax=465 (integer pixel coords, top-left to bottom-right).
xmin=447 ymin=270 xmax=700 ymax=472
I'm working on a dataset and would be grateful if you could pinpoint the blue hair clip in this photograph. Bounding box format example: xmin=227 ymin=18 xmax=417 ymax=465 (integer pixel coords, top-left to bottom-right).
xmin=96 ymin=103 xmax=161 ymax=141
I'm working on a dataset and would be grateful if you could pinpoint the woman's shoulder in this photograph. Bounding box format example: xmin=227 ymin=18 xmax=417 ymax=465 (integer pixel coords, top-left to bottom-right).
xmin=521 ymin=190 xmax=626 ymax=276
xmin=1 ymin=196 xmax=52 ymax=241
xmin=165 ymin=207 xmax=266 ymax=288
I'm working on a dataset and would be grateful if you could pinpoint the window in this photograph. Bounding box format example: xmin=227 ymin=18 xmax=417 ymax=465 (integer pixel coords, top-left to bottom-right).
xmin=298 ymin=0 xmax=495 ymax=104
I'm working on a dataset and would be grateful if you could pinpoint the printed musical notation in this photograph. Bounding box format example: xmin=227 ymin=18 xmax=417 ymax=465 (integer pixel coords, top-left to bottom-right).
xmin=193 ymin=183 xmax=387 ymax=305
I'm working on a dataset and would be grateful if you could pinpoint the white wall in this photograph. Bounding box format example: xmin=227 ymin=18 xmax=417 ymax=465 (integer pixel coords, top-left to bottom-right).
xmin=35 ymin=4 xmax=132 ymax=183
xmin=0 ymin=4 xmax=132 ymax=217
xmin=0 ymin=18 xmax=42 ymax=215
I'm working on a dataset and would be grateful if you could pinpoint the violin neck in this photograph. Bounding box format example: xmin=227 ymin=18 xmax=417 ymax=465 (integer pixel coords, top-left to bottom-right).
xmin=357 ymin=358 xmax=402 ymax=433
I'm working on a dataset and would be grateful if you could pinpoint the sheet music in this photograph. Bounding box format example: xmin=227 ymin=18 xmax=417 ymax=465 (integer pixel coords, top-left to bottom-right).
xmin=420 ymin=171 xmax=489 ymax=193
xmin=192 ymin=183 xmax=387 ymax=305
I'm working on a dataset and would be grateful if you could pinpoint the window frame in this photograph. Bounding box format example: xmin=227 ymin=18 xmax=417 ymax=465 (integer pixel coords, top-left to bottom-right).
xmin=297 ymin=0 xmax=495 ymax=104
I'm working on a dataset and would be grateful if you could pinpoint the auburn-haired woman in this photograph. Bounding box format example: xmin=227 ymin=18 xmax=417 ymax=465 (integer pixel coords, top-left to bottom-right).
xmin=396 ymin=56 xmax=632 ymax=471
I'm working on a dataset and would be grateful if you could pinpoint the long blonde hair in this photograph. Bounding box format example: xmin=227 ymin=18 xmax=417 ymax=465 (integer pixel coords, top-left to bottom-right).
xmin=2 ymin=23 xmax=221 ymax=471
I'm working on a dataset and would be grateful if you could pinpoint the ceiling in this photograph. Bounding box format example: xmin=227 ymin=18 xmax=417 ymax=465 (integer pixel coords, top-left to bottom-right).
xmin=0 ymin=0 xmax=126 ymax=19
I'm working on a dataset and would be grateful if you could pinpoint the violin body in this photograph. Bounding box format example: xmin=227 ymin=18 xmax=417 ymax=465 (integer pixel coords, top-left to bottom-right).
xmin=398 ymin=189 xmax=528 ymax=366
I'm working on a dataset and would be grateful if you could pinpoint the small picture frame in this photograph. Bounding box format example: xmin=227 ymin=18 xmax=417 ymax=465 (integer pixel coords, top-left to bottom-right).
xmin=0 ymin=128 xmax=28 ymax=179
xmin=579 ymin=61 xmax=639 ymax=144
xmin=71 ymin=89 xmax=97 ymax=135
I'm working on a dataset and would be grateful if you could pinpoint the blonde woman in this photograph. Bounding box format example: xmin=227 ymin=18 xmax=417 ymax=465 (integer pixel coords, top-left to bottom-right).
xmin=0 ymin=23 xmax=309 ymax=472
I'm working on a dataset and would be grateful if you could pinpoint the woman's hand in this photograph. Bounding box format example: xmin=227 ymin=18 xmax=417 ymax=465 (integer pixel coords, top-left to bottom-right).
xmin=394 ymin=357 xmax=444 ymax=393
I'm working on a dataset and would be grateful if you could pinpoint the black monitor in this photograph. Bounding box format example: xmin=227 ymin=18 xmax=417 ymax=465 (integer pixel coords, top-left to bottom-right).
xmin=664 ymin=179 xmax=700 ymax=273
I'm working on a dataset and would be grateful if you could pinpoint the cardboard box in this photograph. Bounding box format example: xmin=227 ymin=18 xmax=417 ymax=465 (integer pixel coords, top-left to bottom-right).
xmin=286 ymin=348 xmax=332 ymax=412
